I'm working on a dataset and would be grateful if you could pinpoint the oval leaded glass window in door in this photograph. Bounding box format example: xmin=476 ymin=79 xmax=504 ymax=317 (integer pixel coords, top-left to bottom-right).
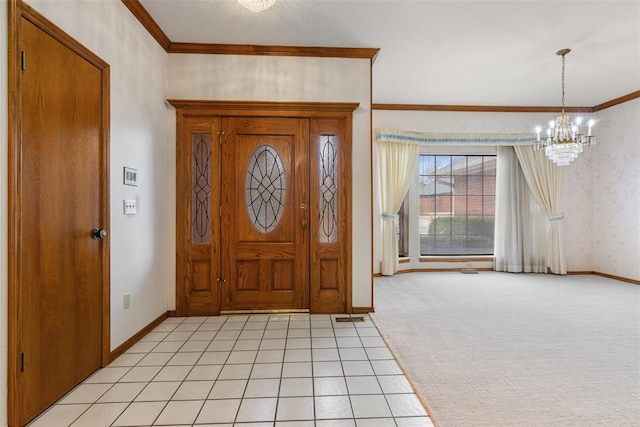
xmin=245 ymin=145 xmax=286 ymax=233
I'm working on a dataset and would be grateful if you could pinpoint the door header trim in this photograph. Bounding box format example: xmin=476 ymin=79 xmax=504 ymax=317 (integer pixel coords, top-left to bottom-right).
xmin=168 ymin=100 xmax=360 ymax=117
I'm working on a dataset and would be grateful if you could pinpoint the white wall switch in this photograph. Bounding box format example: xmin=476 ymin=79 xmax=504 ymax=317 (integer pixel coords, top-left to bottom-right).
xmin=124 ymin=199 xmax=137 ymax=215
xmin=123 ymin=293 xmax=131 ymax=310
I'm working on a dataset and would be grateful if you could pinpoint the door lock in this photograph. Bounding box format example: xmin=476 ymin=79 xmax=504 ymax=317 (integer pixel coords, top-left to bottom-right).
xmin=300 ymin=203 xmax=307 ymax=211
xmin=301 ymin=219 xmax=308 ymax=227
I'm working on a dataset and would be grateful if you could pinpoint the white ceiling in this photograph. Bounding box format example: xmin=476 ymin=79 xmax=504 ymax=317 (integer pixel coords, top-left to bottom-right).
xmin=139 ymin=0 xmax=640 ymax=107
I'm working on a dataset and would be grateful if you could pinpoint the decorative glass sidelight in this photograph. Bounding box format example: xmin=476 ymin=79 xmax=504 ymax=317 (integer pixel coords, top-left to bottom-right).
xmin=319 ymin=135 xmax=338 ymax=243
xmin=246 ymin=145 xmax=286 ymax=233
xmin=192 ymin=134 xmax=212 ymax=244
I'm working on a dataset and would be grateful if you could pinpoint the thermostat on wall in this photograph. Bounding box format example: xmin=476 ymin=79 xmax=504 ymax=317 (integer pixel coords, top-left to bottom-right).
xmin=123 ymin=167 xmax=138 ymax=186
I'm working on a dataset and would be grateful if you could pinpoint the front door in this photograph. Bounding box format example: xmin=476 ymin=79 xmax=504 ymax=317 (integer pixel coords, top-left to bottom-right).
xmin=221 ymin=117 xmax=310 ymax=310
xmin=173 ymin=101 xmax=355 ymax=316
xmin=13 ymin=12 xmax=109 ymax=425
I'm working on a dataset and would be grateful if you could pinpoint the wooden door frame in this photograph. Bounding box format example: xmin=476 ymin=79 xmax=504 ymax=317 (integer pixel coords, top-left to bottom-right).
xmin=7 ymin=2 xmax=111 ymax=425
xmin=169 ymin=100 xmax=358 ymax=315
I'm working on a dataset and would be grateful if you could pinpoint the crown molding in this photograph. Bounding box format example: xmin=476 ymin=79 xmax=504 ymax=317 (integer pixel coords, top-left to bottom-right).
xmin=372 ymin=104 xmax=594 ymax=113
xmin=168 ymin=42 xmax=379 ymax=60
xmin=121 ymin=0 xmax=170 ymax=50
xmin=374 ymin=91 xmax=640 ymax=113
xmin=121 ymin=0 xmax=378 ymax=60
xmin=592 ymin=90 xmax=640 ymax=112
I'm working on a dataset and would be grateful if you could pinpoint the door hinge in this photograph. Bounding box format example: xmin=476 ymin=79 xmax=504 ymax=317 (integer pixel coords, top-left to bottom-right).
xmin=21 ymin=51 xmax=26 ymax=71
xmin=219 ymin=205 xmax=222 ymax=218
xmin=20 ymin=353 xmax=25 ymax=372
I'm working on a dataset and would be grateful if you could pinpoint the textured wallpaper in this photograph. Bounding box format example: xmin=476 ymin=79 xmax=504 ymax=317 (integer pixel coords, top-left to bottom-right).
xmin=564 ymin=144 xmax=594 ymax=271
xmin=590 ymin=99 xmax=640 ymax=280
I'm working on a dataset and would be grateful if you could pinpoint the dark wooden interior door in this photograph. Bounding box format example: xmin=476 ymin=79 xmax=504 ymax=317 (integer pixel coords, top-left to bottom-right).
xmin=17 ymin=16 xmax=106 ymax=425
xmin=221 ymin=117 xmax=310 ymax=310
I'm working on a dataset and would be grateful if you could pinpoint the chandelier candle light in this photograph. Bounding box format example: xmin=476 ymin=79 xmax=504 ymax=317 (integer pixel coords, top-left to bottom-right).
xmin=534 ymin=49 xmax=595 ymax=166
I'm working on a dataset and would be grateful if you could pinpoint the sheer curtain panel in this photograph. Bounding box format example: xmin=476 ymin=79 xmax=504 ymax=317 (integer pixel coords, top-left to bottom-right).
xmin=377 ymin=140 xmax=420 ymax=275
xmin=514 ymin=146 xmax=567 ymax=274
xmin=494 ymin=147 xmax=547 ymax=272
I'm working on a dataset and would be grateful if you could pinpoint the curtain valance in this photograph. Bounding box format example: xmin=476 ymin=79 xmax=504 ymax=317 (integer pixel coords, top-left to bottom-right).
xmin=375 ymin=128 xmax=536 ymax=146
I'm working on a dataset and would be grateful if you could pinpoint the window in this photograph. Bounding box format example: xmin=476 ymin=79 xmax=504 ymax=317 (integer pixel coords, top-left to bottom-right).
xmin=418 ymin=155 xmax=496 ymax=255
xmin=397 ymin=200 xmax=409 ymax=257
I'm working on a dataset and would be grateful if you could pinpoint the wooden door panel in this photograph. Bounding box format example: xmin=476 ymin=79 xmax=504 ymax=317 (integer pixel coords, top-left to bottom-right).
xmin=236 ymin=260 xmax=295 ymax=291
xmin=221 ymin=117 xmax=309 ymax=311
xmin=237 ymin=261 xmax=260 ymax=290
xmin=273 ymin=260 xmax=295 ymax=291
xmin=191 ymin=260 xmax=212 ymax=292
xmin=319 ymin=259 xmax=340 ymax=290
xmin=17 ymin=16 xmax=107 ymax=424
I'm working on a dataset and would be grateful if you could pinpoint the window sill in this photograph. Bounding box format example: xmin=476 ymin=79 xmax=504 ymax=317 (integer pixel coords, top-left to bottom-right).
xmin=419 ymin=256 xmax=494 ymax=263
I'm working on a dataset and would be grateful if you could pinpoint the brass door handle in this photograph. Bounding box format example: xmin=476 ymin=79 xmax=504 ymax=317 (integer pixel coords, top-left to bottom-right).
xmin=301 ymin=219 xmax=308 ymax=227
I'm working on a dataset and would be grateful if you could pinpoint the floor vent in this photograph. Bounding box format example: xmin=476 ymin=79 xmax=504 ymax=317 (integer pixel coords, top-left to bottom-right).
xmin=461 ymin=268 xmax=478 ymax=274
xmin=335 ymin=316 xmax=365 ymax=323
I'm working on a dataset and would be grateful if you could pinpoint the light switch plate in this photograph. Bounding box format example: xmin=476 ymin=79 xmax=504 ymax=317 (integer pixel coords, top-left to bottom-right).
xmin=124 ymin=199 xmax=136 ymax=215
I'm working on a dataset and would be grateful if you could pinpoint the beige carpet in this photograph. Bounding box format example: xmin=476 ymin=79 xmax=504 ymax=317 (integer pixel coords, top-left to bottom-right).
xmin=371 ymin=272 xmax=640 ymax=427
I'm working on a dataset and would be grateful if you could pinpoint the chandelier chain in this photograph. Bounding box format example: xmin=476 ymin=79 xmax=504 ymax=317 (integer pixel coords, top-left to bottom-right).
xmin=561 ymin=53 xmax=566 ymax=113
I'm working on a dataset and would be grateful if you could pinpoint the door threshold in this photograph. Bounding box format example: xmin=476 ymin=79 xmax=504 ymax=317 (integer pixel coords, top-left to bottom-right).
xmin=220 ymin=309 xmax=310 ymax=315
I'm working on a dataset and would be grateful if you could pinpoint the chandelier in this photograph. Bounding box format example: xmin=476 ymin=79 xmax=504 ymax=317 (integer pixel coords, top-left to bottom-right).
xmin=534 ymin=49 xmax=595 ymax=166
xmin=237 ymin=0 xmax=276 ymax=13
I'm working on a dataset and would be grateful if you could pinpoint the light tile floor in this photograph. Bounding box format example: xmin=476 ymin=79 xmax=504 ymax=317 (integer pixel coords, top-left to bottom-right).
xmin=28 ymin=314 xmax=433 ymax=427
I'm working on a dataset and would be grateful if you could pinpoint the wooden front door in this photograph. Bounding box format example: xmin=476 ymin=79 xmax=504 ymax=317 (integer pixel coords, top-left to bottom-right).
xmin=221 ymin=117 xmax=309 ymax=310
xmin=10 ymin=9 xmax=110 ymax=426
xmin=173 ymin=101 xmax=355 ymax=316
